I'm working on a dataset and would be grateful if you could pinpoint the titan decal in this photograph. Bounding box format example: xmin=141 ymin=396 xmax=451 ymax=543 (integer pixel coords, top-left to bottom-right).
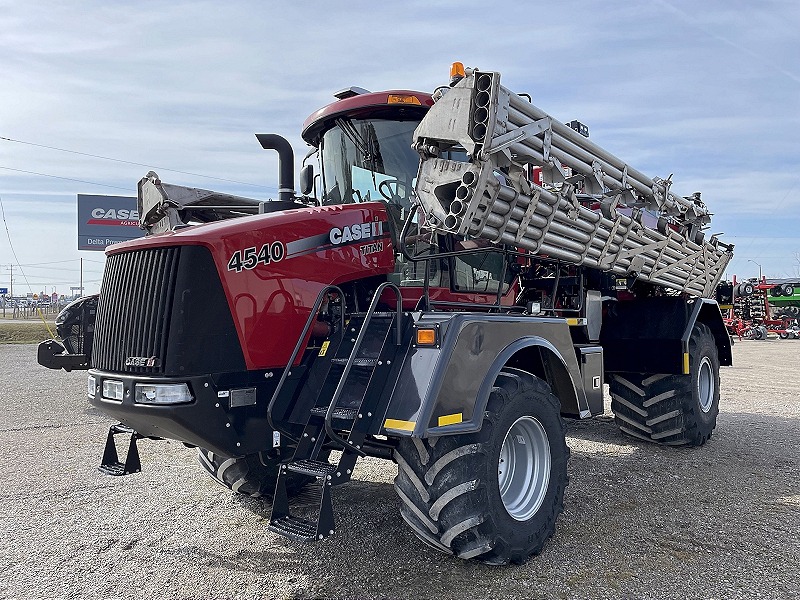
xmin=359 ymin=241 xmax=384 ymax=256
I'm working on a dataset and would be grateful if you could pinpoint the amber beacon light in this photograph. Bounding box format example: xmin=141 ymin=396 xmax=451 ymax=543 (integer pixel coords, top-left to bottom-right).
xmin=450 ymin=61 xmax=465 ymax=85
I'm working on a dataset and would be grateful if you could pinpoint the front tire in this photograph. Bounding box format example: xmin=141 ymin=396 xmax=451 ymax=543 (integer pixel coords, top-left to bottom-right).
xmin=197 ymin=447 xmax=326 ymax=499
xmin=610 ymin=322 xmax=720 ymax=446
xmin=393 ymin=370 xmax=569 ymax=564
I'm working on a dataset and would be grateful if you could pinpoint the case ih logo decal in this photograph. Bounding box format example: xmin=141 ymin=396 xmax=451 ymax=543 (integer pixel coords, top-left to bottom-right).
xmin=125 ymin=356 xmax=161 ymax=367
xmin=329 ymin=221 xmax=383 ymax=245
xmin=226 ymin=221 xmax=389 ymax=273
xmin=227 ymin=241 xmax=285 ymax=273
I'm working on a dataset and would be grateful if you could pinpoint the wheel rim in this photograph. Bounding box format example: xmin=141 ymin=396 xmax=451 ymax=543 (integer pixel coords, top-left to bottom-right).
xmin=697 ymin=356 xmax=714 ymax=413
xmin=498 ymin=416 xmax=551 ymax=521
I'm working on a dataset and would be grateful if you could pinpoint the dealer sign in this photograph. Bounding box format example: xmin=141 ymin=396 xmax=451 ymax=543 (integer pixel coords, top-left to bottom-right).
xmin=77 ymin=194 xmax=146 ymax=251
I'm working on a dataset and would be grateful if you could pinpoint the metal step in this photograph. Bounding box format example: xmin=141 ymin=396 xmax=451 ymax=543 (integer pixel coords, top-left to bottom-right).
xmin=330 ymin=357 xmax=377 ymax=367
xmin=98 ymin=424 xmax=142 ymax=477
xmin=289 ymin=484 xmax=324 ymax=508
xmin=286 ymin=459 xmax=336 ymax=478
xmin=310 ymin=406 xmax=358 ymax=421
xmin=268 ymin=516 xmax=318 ymax=542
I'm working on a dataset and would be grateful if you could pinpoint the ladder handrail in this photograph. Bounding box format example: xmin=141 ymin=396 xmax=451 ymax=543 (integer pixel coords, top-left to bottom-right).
xmin=324 ymin=281 xmax=403 ymax=455
xmin=267 ymin=285 xmax=347 ymax=443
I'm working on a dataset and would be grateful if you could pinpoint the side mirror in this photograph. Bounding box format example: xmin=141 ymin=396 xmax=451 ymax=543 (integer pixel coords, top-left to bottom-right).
xmin=299 ymin=164 xmax=314 ymax=196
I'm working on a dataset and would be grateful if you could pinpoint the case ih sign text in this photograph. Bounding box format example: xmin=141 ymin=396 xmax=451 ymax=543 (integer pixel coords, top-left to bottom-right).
xmin=77 ymin=194 xmax=146 ymax=251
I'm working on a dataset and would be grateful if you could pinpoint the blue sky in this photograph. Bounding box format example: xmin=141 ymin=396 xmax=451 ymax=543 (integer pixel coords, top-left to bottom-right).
xmin=0 ymin=0 xmax=798 ymax=295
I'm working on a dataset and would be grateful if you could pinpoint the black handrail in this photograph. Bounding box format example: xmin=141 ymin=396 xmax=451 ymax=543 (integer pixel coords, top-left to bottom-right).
xmin=324 ymin=281 xmax=403 ymax=455
xmin=266 ymin=285 xmax=347 ymax=443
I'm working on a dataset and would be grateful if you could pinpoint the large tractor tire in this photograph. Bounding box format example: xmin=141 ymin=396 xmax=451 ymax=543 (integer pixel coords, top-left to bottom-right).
xmin=197 ymin=447 xmax=327 ymax=499
xmin=393 ymin=369 xmax=569 ymax=564
xmin=609 ymin=322 xmax=720 ymax=446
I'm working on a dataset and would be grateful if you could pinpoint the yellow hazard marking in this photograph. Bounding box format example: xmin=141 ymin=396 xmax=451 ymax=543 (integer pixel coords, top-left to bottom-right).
xmin=566 ymin=318 xmax=579 ymax=326
xmin=384 ymin=419 xmax=416 ymax=432
xmin=438 ymin=413 xmax=463 ymax=427
xmin=318 ymin=341 xmax=330 ymax=357
xmin=683 ymin=352 xmax=690 ymax=375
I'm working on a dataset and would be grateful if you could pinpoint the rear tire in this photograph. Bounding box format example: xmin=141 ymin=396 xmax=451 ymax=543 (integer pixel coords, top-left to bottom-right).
xmin=609 ymin=322 xmax=720 ymax=446
xmin=393 ymin=370 xmax=569 ymax=564
xmin=197 ymin=447 xmax=327 ymax=499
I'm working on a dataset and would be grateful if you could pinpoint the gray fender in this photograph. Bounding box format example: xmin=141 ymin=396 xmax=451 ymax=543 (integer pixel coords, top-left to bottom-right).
xmin=423 ymin=336 xmax=585 ymax=437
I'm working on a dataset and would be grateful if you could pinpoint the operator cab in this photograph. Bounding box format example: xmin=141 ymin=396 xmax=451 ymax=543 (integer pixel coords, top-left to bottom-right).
xmin=302 ymin=89 xmax=433 ymax=235
xmin=302 ymin=90 xmax=510 ymax=298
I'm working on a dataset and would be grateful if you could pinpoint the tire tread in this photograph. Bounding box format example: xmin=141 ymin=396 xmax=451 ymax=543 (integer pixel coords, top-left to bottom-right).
xmin=609 ymin=322 xmax=719 ymax=447
xmin=393 ymin=370 xmax=569 ymax=564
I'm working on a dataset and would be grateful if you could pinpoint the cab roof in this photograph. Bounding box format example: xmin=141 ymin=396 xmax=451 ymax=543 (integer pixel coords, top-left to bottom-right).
xmin=301 ymin=90 xmax=433 ymax=147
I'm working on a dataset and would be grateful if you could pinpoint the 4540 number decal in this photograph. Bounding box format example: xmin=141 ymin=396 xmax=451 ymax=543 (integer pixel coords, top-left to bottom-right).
xmin=227 ymin=242 xmax=285 ymax=273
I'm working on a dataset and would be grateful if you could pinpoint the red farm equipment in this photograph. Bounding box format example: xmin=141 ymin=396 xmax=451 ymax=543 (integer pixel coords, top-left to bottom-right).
xmin=723 ymin=276 xmax=798 ymax=340
xmin=39 ymin=65 xmax=734 ymax=564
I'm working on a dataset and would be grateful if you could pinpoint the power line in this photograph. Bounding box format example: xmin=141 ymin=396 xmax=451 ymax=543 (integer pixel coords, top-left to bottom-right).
xmin=0 ymin=195 xmax=55 ymax=336
xmin=12 ymin=259 xmax=84 ymax=266
xmin=0 ymin=166 xmax=131 ymax=191
xmin=0 ymin=135 xmax=274 ymax=190
xmin=11 ymin=264 xmax=103 ymax=273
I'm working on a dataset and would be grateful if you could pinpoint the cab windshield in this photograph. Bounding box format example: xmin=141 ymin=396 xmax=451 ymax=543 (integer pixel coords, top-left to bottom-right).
xmin=319 ymin=116 xmax=504 ymax=293
xmin=320 ymin=118 xmax=421 ymax=224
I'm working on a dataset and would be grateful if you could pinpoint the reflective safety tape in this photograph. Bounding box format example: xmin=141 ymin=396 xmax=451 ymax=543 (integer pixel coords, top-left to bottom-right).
xmin=438 ymin=413 xmax=463 ymax=427
xmin=384 ymin=419 xmax=416 ymax=432
xmin=683 ymin=352 xmax=690 ymax=375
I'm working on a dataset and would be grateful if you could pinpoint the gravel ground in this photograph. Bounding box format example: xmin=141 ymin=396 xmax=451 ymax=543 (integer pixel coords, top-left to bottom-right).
xmin=0 ymin=340 xmax=798 ymax=600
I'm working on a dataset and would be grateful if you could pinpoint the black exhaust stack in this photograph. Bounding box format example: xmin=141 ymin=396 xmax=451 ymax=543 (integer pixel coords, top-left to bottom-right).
xmin=256 ymin=134 xmax=295 ymax=202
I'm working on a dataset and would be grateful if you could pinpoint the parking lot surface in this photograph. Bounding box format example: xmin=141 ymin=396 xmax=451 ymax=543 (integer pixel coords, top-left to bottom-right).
xmin=0 ymin=340 xmax=797 ymax=599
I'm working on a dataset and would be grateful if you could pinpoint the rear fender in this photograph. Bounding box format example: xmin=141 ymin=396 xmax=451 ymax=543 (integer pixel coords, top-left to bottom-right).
xmin=601 ymin=296 xmax=731 ymax=375
xmin=686 ymin=298 xmax=732 ymax=369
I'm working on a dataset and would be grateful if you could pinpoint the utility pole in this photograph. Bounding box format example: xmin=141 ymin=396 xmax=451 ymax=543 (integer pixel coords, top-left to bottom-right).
xmin=9 ymin=264 xmax=12 ymax=299
xmin=80 ymin=258 xmax=83 ymax=297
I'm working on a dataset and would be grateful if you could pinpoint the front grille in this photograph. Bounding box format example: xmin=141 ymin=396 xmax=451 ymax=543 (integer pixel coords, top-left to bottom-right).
xmin=92 ymin=247 xmax=180 ymax=374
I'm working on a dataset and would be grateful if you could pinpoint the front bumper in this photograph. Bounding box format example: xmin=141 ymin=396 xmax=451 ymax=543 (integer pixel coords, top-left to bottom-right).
xmin=87 ymin=369 xmax=277 ymax=458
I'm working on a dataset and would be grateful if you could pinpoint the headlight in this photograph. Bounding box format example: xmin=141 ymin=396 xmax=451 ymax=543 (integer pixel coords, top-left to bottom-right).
xmin=55 ymin=309 xmax=70 ymax=327
xmin=87 ymin=375 xmax=96 ymax=398
xmin=135 ymin=383 xmax=193 ymax=405
xmin=102 ymin=380 xmax=124 ymax=401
